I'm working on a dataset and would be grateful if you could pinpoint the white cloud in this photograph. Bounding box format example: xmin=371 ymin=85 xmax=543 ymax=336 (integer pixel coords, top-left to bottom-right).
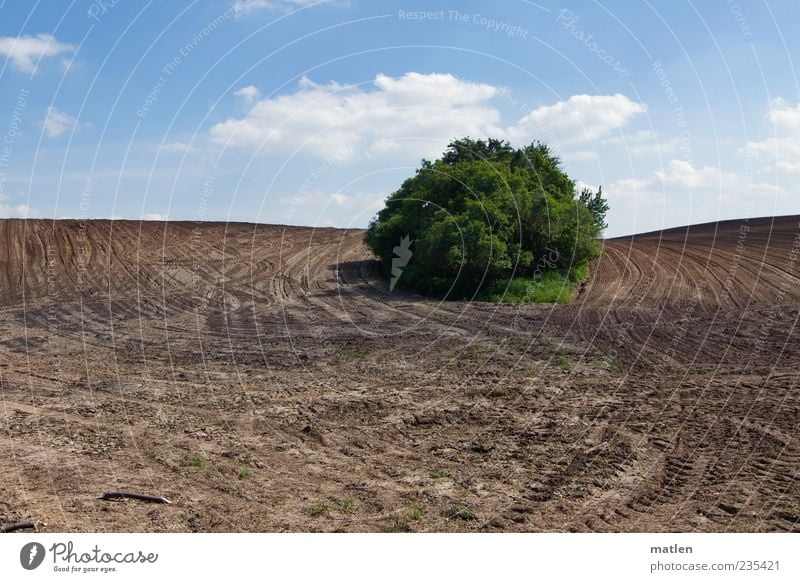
xmin=211 ymin=72 xmax=503 ymax=159
xmin=42 ymin=107 xmax=80 ymax=138
xmin=597 ymin=97 xmax=797 ymax=236
xmin=602 ymin=129 xmax=681 ymax=157
xmin=748 ymin=138 xmax=800 ymax=174
xmin=143 ymin=213 xmax=168 ymax=221
xmin=159 ymin=141 xmax=191 ymax=153
xmin=603 ymin=158 xmax=786 ymax=236
xmin=575 ymin=179 xmax=600 ymax=194
xmin=0 ymin=203 xmax=40 ymax=218
xmin=655 ymin=159 xmax=729 ymax=189
xmin=0 ymin=34 xmax=74 ymax=74
xmin=276 ymin=189 xmax=385 ymax=226
xmin=766 ymin=98 xmax=800 ymax=132
xmin=563 ymin=150 xmax=598 ymax=162
xmin=330 ymin=192 xmax=349 ymax=206
xmin=606 ymin=177 xmax=651 ymax=201
xmin=608 ymin=159 xmax=783 ymax=203
xmin=739 ymin=98 xmax=800 ymax=174
xmin=233 ymin=0 xmax=331 ymax=17
xmin=209 ymin=72 xmax=644 ymax=160
xmin=234 ymin=85 xmax=261 ymax=103
xmin=507 ymin=93 xmax=646 ymax=146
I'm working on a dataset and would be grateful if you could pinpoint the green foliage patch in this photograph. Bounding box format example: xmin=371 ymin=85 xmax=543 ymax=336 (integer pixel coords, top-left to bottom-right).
xmin=365 ymin=138 xmax=607 ymax=302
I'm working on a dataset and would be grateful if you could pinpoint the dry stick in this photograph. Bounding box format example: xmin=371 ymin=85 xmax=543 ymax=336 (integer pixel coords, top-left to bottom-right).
xmin=0 ymin=521 xmax=37 ymax=533
xmin=100 ymin=491 xmax=171 ymax=504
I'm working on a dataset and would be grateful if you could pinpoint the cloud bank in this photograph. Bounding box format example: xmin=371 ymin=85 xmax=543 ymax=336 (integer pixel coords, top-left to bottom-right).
xmin=210 ymin=72 xmax=645 ymax=160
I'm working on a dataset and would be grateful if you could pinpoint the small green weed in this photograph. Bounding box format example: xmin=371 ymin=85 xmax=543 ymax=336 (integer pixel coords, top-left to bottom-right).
xmin=308 ymin=502 xmax=329 ymax=517
xmin=406 ymin=504 xmax=424 ymax=521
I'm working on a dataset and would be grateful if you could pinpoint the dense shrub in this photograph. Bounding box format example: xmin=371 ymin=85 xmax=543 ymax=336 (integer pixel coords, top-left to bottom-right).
xmin=365 ymin=138 xmax=607 ymax=301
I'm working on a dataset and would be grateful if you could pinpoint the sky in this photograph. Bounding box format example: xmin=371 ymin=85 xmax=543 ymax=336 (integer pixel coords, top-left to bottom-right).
xmin=0 ymin=0 xmax=798 ymax=237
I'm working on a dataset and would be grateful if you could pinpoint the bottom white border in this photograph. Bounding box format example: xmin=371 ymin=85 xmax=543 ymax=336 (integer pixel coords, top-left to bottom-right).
xmin=1 ymin=533 xmax=797 ymax=581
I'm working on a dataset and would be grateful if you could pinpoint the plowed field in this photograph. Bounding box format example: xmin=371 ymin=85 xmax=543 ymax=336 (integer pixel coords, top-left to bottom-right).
xmin=1 ymin=216 xmax=798 ymax=532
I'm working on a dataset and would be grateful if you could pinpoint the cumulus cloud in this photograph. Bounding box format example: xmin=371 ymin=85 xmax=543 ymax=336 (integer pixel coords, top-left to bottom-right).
xmin=232 ymin=0 xmax=334 ymax=17
xmin=234 ymin=85 xmax=261 ymax=103
xmin=211 ymin=73 xmax=502 ymax=159
xmin=0 ymin=33 xmax=74 ymax=74
xmin=42 ymin=107 xmax=78 ymax=138
xmin=739 ymin=98 xmax=800 ymax=174
xmin=210 ymin=72 xmax=644 ymax=160
xmin=506 ymin=93 xmax=645 ymax=146
xmin=766 ymin=98 xmax=800 ymax=132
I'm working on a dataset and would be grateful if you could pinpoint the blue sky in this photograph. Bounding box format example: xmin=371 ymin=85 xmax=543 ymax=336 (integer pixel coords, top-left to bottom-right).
xmin=0 ymin=0 xmax=798 ymax=237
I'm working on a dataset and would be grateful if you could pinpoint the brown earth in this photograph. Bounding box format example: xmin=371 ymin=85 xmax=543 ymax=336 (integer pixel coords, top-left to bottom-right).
xmin=0 ymin=216 xmax=798 ymax=532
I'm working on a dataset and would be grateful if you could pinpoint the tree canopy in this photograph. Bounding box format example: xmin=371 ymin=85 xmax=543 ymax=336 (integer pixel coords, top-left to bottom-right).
xmin=365 ymin=138 xmax=607 ymax=300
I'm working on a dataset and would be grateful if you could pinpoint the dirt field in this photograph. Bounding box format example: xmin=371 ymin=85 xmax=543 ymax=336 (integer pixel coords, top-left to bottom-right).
xmin=1 ymin=216 xmax=799 ymax=532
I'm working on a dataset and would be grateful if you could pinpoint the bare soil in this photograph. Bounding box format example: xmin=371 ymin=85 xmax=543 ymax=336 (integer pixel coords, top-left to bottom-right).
xmin=1 ymin=216 xmax=798 ymax=532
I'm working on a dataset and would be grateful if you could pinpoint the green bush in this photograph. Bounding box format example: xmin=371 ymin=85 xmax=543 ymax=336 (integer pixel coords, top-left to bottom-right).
xmin=365 ymin=138 xmax=606 ymax=302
